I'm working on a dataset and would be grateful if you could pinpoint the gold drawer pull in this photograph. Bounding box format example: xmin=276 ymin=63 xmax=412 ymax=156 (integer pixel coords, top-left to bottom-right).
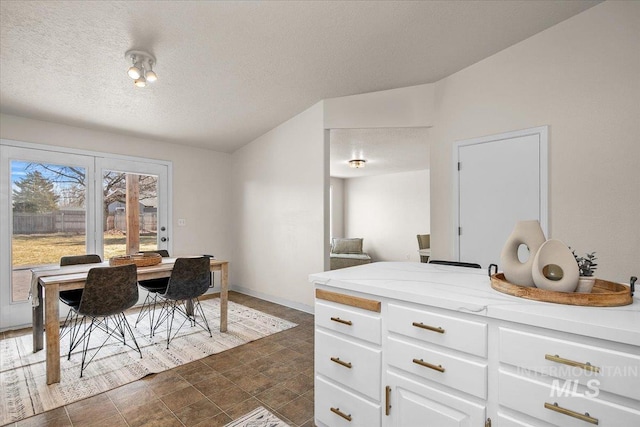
xmin=412 ymin=358 xmax=445 ymax=373
xmin=331 ymin=316 xmax=353 ymax=326
xmin=544 ymin=402 xmax=599 ymax=425
xmin=330 ymin=407 xmax=352 ymax=422
xmin=330 ymin=357 xmax=352 ymax=369
xmin=545 ymin=354 xmax=601 ymax=373
xmin=412 ymin=322 xmax=445 ymax=334
xmin=385 ymin=385 xmax=392 ymax=416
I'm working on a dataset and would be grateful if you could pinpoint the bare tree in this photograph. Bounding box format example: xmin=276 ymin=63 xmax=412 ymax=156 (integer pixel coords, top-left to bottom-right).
xmin=26 ymin=164 xmax=157 ymax=230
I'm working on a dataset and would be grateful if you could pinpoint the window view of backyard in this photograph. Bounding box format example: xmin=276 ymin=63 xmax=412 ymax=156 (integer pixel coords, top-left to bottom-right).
xmin=10 ymin=160 xmax=159 ymax=302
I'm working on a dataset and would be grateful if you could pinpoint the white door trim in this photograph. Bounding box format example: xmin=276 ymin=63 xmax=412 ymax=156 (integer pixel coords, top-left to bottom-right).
xmin=452 ymin=126 xmax=548 ymax=262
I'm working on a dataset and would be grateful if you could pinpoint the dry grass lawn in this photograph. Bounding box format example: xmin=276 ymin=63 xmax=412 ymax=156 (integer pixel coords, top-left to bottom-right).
xmin=12 ymin=232 xmax=158 ymax=266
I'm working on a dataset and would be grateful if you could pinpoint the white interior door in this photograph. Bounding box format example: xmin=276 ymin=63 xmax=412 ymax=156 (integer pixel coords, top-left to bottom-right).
xmin=454 ymin=127 xmax=548 ymax=269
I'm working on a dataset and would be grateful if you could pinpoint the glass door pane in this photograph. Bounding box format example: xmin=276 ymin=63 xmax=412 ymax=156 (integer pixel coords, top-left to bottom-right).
xmin=1 ymin=145 xmax=95 ymax=329
xmin=102 ymin=171 xmax=159 ymax=257
xmin=11 ymin=161 xmax=89 ymax=301
xmin=97 ymin=158 xmax=169 ymax=261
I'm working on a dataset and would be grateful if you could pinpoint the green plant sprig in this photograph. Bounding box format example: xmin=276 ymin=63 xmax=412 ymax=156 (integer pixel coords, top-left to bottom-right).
xmin=571 ymin=250 xmax=598 ymax=277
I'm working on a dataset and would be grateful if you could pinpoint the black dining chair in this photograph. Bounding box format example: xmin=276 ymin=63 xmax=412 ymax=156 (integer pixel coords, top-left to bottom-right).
xmin=428 ymin=259 xmax=482 ymax=269
xmin=67 ymin=264 xmax=142 ymax=377
xmin=59 ymin=254 xmax=102 ymax=356
xmin=153 ymin=257 xmax=212 ymax=348
xmin=134 ymin=249 xmax=171 ymax=335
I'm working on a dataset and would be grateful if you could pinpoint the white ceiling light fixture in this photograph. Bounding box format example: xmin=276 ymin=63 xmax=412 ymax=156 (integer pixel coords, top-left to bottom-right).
xmin=349 ymin=159 xmax=366 ymax=168
xmin=125 ymin=50 xmax=157 ymax=87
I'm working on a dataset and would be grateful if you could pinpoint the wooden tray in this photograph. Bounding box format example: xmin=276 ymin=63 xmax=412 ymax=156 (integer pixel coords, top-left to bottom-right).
xmin=109 ymin=253 xmax=162 ymax=267
xmin=490 ymin=273 xmax=633 ymax=307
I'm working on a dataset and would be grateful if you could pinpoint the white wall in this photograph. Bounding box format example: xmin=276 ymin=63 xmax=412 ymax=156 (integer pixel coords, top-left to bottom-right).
xmin=330 ymin=177 xmax=345 ymax=239
xmin=0 ymin=114 xmax=233 ymax=264
xmin=430 ymin=1 xmax=640 ymax=283
xmin=324 ymin=84 xmax=434 ymax=129
xmin=345 ymin=170 xmax=430 ymax=262
xmin=230 ymin=102 xmax=326 ymax=312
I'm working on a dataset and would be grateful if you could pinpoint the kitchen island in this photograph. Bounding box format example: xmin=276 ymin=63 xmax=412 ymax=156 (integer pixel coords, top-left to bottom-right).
xmin=310 ymin=262 xmax=640 ymax=427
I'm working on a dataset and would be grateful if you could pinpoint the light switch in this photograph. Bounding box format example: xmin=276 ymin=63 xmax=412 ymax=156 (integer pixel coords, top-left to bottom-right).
xmin=177 ymin=218 xmax=186 ymax=226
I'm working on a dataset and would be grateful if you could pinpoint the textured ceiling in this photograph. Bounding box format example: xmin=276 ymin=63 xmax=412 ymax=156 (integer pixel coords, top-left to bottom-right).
xmin=330 ymin=128 xmax=429 ymax=178
xmin=0 ymin=1 xmax=600 ymax=153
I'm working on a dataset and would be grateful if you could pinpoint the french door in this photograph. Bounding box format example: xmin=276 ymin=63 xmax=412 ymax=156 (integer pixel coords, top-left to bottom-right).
xmin=96 ymin=158 xmax=169 ymax=259
xmin=0 ymin=141 xmax=170 ymax=330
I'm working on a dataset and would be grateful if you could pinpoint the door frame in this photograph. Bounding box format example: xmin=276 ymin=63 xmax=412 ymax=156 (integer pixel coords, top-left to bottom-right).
xmin=95 ymin=157 xmax=170 ymax=257
xmin=452 ymin=126 xmax=548 ymax=262
xmin=0 ymin=138 xmax=172 ymax=330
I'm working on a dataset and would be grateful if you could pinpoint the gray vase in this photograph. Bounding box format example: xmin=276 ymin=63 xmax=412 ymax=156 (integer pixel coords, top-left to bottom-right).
xmin=500 ymin=220 xmax=546 ymax=287
xmin=532 ymin=239 xmax=579 ymax=292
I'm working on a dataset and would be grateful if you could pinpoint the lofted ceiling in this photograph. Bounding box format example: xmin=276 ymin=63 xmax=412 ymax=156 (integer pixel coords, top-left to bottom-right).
xmin=0 ymin=1 xmax=600 ymax=154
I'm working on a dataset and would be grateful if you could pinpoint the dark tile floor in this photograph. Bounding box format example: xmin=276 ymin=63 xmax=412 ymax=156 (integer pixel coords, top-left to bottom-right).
xmin=2 ymin=292 xmax=315 ymax=427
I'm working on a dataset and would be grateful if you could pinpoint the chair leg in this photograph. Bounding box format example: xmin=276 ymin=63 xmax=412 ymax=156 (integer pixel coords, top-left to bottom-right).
xmin=67 ymin=311 xmax=85 ymax=360
xmin=192 ymin=297 xmax=212 ymax=337
xmin=118 ymin=312 xmax=142 ymax=359
xmin=79 ymin=318 xmax=95 ymax=378
xmin=77 ymin=313 xmax=143 ymax=377
xmin=166 ymin=300 xmax=177 ymax=349
xmin=135 ymin=291 xmax=159 ymax=337
xmin=155 ymin=297 xmax=212 ymax=349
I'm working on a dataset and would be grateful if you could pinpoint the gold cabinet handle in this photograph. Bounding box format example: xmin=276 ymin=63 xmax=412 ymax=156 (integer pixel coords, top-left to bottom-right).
xmin=412 ymin=321 xmax=445 ymax=334
xmin=330 ymin=357 xmax=352 ymax=369
xmin=545 ymin=354 xmax=600 ymax=373
xmin=412 ymin=358 xmax=445 ymax=373
xmin=331 ymin=316 xmax=353 ymax=326
xmin=544 ymin=402 xmax=599 ymax=425
xmin=385 ymin=385 xmax=392 ymax=416
xmin=330 ymin=407 xmax=352 ymax=422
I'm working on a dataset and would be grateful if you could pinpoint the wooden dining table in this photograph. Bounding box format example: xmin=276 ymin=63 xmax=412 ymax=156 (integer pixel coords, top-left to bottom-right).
xmin=31 ymin=258 xmax=229 ymax=384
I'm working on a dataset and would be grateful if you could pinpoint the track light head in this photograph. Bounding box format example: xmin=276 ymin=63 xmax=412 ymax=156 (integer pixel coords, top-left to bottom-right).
xmin=125 ymin=50 xmax=157 ymax=87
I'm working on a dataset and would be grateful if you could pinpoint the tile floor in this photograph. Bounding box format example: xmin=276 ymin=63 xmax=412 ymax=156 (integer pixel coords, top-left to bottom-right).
xmin=1 ymin=292 xmax=315 ymax=427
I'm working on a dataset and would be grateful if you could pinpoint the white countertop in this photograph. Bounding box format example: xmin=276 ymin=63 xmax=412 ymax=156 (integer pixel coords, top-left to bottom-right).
xmin=309 ymin=262 xmax=640 ymax=347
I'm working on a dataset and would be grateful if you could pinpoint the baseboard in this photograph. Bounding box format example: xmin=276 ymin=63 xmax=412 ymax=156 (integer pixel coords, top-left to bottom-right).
xmin=229 ymin=285 xmax=314 ymax=314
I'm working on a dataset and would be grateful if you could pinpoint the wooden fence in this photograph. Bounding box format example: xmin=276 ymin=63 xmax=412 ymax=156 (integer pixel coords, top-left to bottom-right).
xmin=13 ymin=211 xmax=157 ymax=234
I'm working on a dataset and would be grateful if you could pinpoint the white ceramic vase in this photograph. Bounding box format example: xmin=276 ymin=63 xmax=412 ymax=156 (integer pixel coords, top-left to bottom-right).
xmin=532 ymin=239 xmax=580 ymax=292
xmin=500 ymin=220 xmax=546 ymax=287
xmin=575 ymin=276 xmax=596 ymax=293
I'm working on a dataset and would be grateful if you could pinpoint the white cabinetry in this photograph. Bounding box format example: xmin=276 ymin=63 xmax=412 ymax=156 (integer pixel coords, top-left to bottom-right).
xmin=497 ymin=326 xmax=640 ymax=426
xmin=385 ymin=301 xmax=488 ymax=426
xmin=314 ymin=290 xmax=382 ymax=427
xmin=310 ymin=262 xmax=640 ymax=427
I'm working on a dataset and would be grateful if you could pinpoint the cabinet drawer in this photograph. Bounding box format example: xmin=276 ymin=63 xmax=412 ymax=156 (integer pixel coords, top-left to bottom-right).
xmin=387 ymin=336 xmax=487 ymax=399
xmin=387 ymin=302 xmax=487 ymax=357
xmin=316 ymin=300 xmax=381 ymax=345
xmin=499 ymin=327 xmax=640 ymax=400
xmin=499 ymin=370 xmax=640 ymax=426
xmin=315 ymin=376 xmax=381 ymax=427
xmin=316 ymin=329 xmax=381 ymax=401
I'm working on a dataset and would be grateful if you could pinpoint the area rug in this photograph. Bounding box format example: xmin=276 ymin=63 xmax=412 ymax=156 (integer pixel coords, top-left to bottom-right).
xmin=224 ymin=406 xmax=291 ymax=427
xmin=0 ymin=300 xmax=296 ymax=425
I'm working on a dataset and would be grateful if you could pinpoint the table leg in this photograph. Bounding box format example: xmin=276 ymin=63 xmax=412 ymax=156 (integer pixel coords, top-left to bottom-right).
xmin=33 ymin=283 xmax=44 ymax=352
xmin=220 ymin=263 xmax=228 ymax=332
xmin=45 ymin=284 xmax=61 ymax=384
